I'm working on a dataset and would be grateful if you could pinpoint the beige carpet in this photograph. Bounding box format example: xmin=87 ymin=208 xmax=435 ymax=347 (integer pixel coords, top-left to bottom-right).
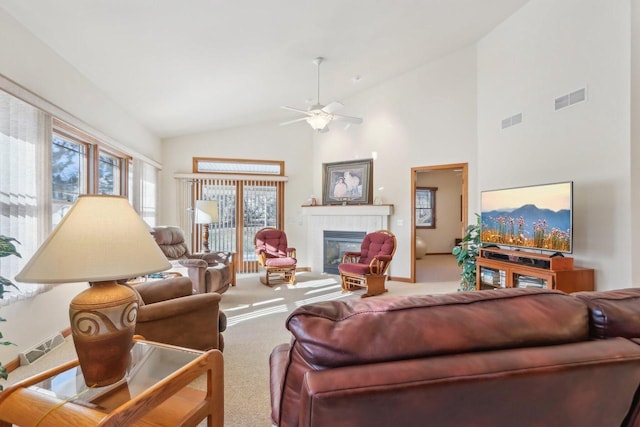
xmin=3 ymin=255 xmax=460 ymax=426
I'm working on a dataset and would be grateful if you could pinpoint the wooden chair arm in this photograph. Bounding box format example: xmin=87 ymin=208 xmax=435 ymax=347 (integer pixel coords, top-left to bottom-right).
xmin=342 ymin=252 xmax=361 ymax=264
xmin=369 ymin=256 xmax=392 ymax=275
xmin=286 ymin=248 xmax=296 ymax=258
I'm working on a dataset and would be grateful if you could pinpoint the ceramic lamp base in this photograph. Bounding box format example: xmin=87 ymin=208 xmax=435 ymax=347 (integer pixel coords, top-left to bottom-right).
xmin=69 ymin=280 xmax=138 ymax=387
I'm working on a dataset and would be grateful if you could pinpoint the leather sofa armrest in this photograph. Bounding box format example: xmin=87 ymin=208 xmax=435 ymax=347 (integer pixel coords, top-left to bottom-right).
xmin=137 ymin=292 xmax=221 ymax=322
xmin=269 ymin=343 xmax=292 ymax=427
xmin=191 ymin=251 xmax=230 ymax=266
xmin=178 ymin=258 xmax=208 ymax=268
xmin=574 ymin=288 xmax=640 ymax=338
xmin=134 ymin=277 xmax=194 ymax=304
xmin=136 ymin=292 xmax=223 ymax=351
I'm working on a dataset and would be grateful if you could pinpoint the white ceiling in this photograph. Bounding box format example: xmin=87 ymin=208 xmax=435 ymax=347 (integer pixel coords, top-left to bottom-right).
xmin=0 ymin=0 xmax=529 ymax=138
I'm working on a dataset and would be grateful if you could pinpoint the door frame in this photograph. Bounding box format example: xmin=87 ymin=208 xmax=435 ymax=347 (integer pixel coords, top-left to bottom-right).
xmin=410 ymin=163 xmax=468 ymax=283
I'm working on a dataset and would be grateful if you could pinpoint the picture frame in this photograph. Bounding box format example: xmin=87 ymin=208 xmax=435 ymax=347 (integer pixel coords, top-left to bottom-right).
xmin=322 ymin=158 xmax=373 ymax=205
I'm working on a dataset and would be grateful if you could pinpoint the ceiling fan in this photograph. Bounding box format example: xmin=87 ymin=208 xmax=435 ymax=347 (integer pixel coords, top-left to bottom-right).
xmin=280 ymin=57 xmax=363 ymax=132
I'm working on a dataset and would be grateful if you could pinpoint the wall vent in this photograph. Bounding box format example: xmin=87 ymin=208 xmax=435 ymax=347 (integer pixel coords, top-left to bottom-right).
xmin=555 ymin=87 xmax=587 ymax=111
xmin=501 ymin=112 xmax=523 ymax=129
xmin=19 ymin=333 xmax=65 ymax=365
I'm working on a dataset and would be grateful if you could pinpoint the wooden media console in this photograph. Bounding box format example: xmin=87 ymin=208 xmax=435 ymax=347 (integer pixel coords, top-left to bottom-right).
xmin=476 ymin=248 xmax=594 ymax=293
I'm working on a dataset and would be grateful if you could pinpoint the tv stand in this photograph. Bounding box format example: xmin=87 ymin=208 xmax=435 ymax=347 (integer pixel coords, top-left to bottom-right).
xmin=476 ymin=248 xmax=594 ymax=293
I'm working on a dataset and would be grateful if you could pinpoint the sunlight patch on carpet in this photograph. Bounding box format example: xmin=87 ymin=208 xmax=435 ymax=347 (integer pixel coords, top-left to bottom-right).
xmin=226 ymin=304 xmax=289 ymax=327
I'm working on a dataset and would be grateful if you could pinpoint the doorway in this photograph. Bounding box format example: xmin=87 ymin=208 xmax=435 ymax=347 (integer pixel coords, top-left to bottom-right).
xmin=411 ymin=163 xmax=468 ymax=283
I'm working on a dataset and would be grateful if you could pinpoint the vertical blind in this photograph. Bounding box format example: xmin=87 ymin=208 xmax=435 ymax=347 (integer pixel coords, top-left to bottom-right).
xmin=176 ymin=176 xmax=284 ymax=274
xmin=0 ymin=91 xmax=52 ymax=304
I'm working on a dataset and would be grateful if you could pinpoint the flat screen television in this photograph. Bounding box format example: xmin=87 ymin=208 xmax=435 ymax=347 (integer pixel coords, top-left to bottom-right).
xmin=480 ymin=181 xmax=573 ymax=254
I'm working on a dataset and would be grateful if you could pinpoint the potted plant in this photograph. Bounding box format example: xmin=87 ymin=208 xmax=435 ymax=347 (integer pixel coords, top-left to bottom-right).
xmin=0 ymin=235 xmax=20 ymax=389
xmin=452 ymin=214 xmax=481 ymax=292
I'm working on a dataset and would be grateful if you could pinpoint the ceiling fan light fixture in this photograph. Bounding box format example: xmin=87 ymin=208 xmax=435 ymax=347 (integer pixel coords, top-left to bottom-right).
xmin=307 ymin=114 xmax=331 ymax=131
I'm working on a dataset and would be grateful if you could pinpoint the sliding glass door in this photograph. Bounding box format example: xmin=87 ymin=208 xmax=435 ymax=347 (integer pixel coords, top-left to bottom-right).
xmin=188 ymin=178 xmax=283 ymax=274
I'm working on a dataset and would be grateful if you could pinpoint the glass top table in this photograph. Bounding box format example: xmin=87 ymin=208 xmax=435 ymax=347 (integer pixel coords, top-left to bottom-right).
xmin=0 ymin=339 xmax=224 ymax=427
xmin=30 ymin=341 xmax=201 ymax=411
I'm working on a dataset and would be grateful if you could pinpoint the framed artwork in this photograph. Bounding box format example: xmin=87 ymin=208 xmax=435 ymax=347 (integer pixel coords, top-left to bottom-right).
xmin=416 ymin=187 xmax=437 ymax=228
xmin=322 ymin=159 xmax=373 ymax=205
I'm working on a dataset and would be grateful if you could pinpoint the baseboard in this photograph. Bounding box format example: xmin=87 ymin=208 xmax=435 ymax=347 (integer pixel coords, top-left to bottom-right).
xmin=388 ymin=276 xmax=411 ymax=283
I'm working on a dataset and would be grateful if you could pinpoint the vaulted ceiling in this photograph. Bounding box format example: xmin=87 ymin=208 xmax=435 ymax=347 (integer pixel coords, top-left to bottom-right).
xmin=0 ymin=0 xmax=530 ymax=138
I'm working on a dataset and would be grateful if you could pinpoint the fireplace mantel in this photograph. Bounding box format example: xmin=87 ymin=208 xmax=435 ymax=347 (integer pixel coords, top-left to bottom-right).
xmin=302 ymin=204 xmax=394 ymax=273
xmin=301 ymin=204 xmax=393 ymax=216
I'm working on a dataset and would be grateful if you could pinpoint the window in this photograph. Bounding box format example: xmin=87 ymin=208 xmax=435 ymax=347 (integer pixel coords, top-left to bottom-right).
xmin=416 ymin=187 xmax=437 ymax=229
xmin=51 ymin=135 xmax=87 ymax=227
xmin=51 ymin=119 xmax=131 ymax=225
xmin=193 ymin=157 xmax=284 ymax=176
xmin=0 ymin=88 xmax=159 ymax=306
xmin=98 ymin=150 xmax=121 ymax=195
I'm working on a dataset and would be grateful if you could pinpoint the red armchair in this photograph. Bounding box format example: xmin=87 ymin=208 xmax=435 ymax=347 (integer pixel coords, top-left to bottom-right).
xmin=254 ymin=227 xmax=297 ymax=286
xmin=338 ymin=229 xmax=396 ymax=297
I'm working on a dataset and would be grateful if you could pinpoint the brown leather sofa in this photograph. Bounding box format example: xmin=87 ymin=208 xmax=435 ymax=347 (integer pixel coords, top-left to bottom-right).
xmin=270 ymin=288 xmax=640 ymax=427
xmin=151 ymin=226 xmax=232 ymax=294
xmin=132 ymin=276 xmax=226 ymax=351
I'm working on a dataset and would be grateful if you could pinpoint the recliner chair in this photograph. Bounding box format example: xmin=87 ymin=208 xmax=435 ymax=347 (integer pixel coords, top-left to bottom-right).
xmin=131 ymin=276 xmax=226 ymax=351
xmin=151 ymin=226 xmax=231 ymax=294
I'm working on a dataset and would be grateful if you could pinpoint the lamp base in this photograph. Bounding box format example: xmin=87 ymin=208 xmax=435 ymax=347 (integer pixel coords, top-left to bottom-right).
xmin=69 ymin=280 xmax=138 ymax=387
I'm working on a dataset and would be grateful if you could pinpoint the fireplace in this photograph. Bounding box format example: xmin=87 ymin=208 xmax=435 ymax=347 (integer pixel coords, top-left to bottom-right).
xmin=302 ymin=204 xmax=393 ymax=274
xmin=323 ymin=230 xmax=366 ymax=274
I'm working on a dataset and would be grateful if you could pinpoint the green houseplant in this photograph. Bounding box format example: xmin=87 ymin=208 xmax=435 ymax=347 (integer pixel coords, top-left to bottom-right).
xmin=452 ymin=214 xmax=482 ymax=292
xmin=0 ymin=235 xmax=20 ymax=389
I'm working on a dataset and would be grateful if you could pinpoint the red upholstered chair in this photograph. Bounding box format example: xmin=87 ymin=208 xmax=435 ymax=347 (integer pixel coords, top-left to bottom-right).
xmin=338 ymin=230 xmax=397 ymax=298
xmin=254 ymin=227 xmax=297 ymax=286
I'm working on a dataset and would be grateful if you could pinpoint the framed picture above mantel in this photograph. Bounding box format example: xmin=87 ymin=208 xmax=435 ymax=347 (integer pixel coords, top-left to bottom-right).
xmin=322 ymin=158 xmax=373 ymax=205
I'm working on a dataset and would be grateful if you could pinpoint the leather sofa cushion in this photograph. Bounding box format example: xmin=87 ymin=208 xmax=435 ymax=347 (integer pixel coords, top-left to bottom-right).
xmin=286 ymin=288 xmax=589 ymax=368
xmin=574 ymin=288 xmax=640 ymax=338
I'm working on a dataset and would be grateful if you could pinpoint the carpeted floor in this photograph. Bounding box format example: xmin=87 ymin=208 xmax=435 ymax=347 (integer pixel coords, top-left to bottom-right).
xmin=3 ymin=255 xmax=460 ymax=426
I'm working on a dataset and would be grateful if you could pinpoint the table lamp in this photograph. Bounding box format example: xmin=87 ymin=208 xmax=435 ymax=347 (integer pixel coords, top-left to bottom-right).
xmin=194 ymin=200 xmax=219 ymax=253
xmin=15 ymin=195 xmax=170 ymax=387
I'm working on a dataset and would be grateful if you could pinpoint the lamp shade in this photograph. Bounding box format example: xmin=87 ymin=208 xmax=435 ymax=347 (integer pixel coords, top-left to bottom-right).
xmin=194 ymin=200 xmax=219 ymax=224
xmin=16 ymin=195 xmax=170 ymax=283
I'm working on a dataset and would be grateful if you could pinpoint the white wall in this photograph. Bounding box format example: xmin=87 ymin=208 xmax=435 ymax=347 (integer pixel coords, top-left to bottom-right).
xmin=0 ymin=8 xmax=161 ymax=161
xmin=313 ymin=46 xmax=479 ymax=279
xmin=477 ymin=0 xmax=632 ymax=289
xmin=0 ymin=9 xmax=161 ymax=368
xmin=632 ymin=0 xmax=640 ymax=284
xmin=160 ymin=121 xmax=314 ymax=266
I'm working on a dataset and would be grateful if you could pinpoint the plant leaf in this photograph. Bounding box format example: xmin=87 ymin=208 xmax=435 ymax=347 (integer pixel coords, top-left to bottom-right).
xmin=0 ymin=236 xmax=21 ymax=258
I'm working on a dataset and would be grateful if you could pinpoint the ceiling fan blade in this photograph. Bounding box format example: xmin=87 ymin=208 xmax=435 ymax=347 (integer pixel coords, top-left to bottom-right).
xmin=332 ymin=114 xmax=363 ymax=124
xmin=281 ymin=105 xmax=312 ymax=115
xmin=319 ymin=126 xmax=330 ymax=133
xmin=279 ymin=117 xmax=310 ymax=126
xmin=322 ymin=101 xmax=344 ymax=114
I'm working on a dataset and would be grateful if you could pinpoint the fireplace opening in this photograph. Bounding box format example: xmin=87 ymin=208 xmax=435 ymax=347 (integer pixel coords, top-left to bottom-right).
xmin=323 ymin=230 xmax=366 ymax=275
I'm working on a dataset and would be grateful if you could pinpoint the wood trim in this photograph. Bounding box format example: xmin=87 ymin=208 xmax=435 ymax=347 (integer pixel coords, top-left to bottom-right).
xmin=411 ymin=163 xmax=468 ymax=283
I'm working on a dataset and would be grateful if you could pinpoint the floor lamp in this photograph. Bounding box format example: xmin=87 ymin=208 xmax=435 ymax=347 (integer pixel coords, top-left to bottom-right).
xmin=194 ymin=200 xmax=219 ymax=253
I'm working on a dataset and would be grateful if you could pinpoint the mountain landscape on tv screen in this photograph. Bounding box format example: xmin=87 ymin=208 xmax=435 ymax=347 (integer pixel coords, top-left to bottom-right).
xmin=481 ymin=204 xmax=571 ymax=252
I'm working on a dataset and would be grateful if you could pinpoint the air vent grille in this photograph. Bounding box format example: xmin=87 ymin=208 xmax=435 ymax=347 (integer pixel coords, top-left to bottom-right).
xmin=555 ymin=88 xmax=587 ymax=111
xmin=501 ymin=112 xmax=523 ymax=129
xmin=19 ymin=333 xmax=65 ymax=365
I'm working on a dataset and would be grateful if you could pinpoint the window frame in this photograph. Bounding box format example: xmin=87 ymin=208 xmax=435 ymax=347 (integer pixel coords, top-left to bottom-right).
xmin=416 ymin=187 xmax=437 ymax=229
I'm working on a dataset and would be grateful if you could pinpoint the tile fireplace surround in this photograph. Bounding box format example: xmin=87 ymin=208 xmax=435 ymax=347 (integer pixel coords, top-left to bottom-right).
xmin=302 ymin=205 xmax=394 ymax=273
